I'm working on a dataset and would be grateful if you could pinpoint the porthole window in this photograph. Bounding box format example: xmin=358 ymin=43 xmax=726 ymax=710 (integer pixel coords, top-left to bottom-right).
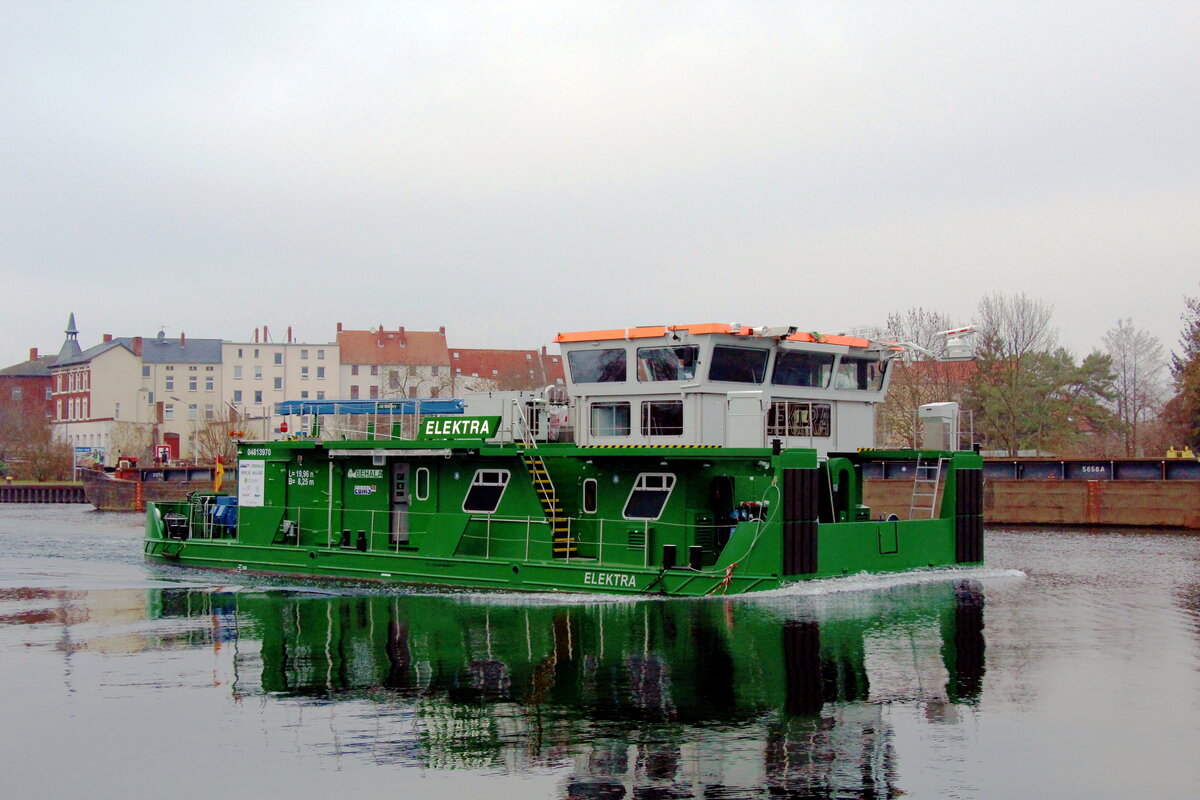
xmin=463 ymin=469 xmax=510 ymax=513
xmin=623 ymin=473 xmax=676 ymax=520
xmin=583 ymin=478 xmax=597 ymax=514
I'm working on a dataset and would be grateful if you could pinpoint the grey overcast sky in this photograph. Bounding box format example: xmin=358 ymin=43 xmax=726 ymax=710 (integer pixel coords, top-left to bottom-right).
xmin=2 ymin=1 xmax=1197 ymax=367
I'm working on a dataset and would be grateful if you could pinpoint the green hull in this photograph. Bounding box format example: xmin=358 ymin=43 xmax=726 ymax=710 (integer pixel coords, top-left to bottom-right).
xmin=144 ymin=441 xmax=983 ymax=597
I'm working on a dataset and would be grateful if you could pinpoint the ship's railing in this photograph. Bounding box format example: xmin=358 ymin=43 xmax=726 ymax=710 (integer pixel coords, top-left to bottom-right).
xmin=179 ymin=501 xmax=731 ymax=568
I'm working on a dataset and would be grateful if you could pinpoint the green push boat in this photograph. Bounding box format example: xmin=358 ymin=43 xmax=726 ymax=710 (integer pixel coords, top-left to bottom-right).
xmin=144 ymin=322 xmax=984 ymax=596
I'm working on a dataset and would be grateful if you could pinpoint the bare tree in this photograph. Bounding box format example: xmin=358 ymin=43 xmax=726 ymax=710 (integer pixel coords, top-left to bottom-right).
xmin=1102 ymin=318 xmax=1166 ymax=455
xmin=383 ymin=365 xmax=454 ymax=399
xmin=966 ymin=293 xmax=1059 ymax=455
xmin=0 ymin=409 xmax=72 ymax=481
xmin=876 ymin=307 xmax=966 ymax=447
xmin=192 ymin=413 xmax=241 ymax=464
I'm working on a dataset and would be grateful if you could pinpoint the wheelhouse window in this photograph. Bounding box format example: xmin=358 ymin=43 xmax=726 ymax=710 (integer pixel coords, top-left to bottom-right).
xmin=582 ymin=478 xmax=597 ymax=514
xmin=767 ymin=401 xmax=832 ymax=438
xmin=590 ymin=402 xmax=631 ymax=436
xmin=567 ymin=348 xmax=627 ymax=383
xmin=772 ymin=350 xmax=835 ymax=388
xmin=709 ymin=346 xmax=769 ymax=383
xmin=636 ymin=346 xmax=698 ymax=382
xmin=641 ymin=400 xmax=684 ymax=436
xmin=463 ymin=469 xmax=510 ymax=513
xmin=623 ymin=473 xmax=676 ymax=520
xmin=834 ymin=357 xmax=887 ymax=391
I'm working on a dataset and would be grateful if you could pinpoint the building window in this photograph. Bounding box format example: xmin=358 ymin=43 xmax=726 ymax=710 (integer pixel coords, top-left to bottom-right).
xmin=254 ymin=390 xmax=263 ymax=404
xmin=351 ymin=365 xmax=359 ymax=376
xmin=641 ymin=400 xmax=684 ymax=436
xmin=56 ymin=400 xmax=62 ymax=420
xmin=233 ymin=390 xmax=242 ymax=403
xmin=623 ymin=473 xmax=676 ymax=520
xmin=164 ymin=403 xmax=174 ymax=421
xmin=462 ymin=469 xmax=510 ymax=514
xmin=81 ymin=398 xmax=88 ymax=419
xmin=11 ymin=386 xmax=21 ymax=402
xmin=254 ymin=348 xmax=259 ymax=358
xmin=254 ymin=366 xmax=263 ymax=380
xmin=205 ymin=404 xmax=214 ymax=420
xmin=568 ymin=348 xmax=627 ymax=383
xmin=273 ymin=377 xmax=282 ymax=390
xmin=233 ymin=365 xmax=242 ymax=379
xmin=316 ymin=367 xmax=325 ymax=379
xmin=301 ymin=349 xmax=308 ymax=360
xmin=300 ymin=391 xmax=309 ymax=400
xmin=370 ymin=365 xmax=379 ymax=376
xmin=142 ymin=365 xmax=150 ymax=378
xmin=317 ymin=349 xmax=325 ymax=360
xmin=188 ymin=376 xmax=197 ymax=391
xmin=350 ymin=385 xmax=359 ymax=399
xmin=431 ymin=365 xmax=440 ymax=376
xmin=188 ymin=404 xmax=198 ymax=420
xmin=301 ymin=367 xmax=309 ymax=380
xmin=188 ymin=365 xmax=197 ymax=371
xmin=370 ymin=386 xmax=379 ymax=399
xmin=637 ymin=346 xmax=698 ymax=382
xmin=165 ymin=376 xmax=174 ymax=391
xmin=316 ymin=391 xmax=325 ymax=400
xmin=237 ymin=348 xmax=243 ymax=358
xmin=205 ymin=376 xmax=214 ymax=391
xmin=274 ymin=352 xmax=282 ymax=365
xmin=590 ymin=402 xmax=631 ymax=437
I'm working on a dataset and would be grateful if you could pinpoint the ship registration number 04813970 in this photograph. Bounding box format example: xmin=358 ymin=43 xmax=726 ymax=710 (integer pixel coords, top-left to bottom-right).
xmin=583 ymin=572 xmax=637 ymax=588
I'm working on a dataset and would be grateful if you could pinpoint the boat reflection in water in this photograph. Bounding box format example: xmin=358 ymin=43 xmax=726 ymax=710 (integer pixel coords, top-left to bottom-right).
xmin=150 ymin=580 xmax=986 ymax=798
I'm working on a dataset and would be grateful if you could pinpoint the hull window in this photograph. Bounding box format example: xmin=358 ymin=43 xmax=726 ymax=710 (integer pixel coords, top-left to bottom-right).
xmin=582 ymin=478 xmax=597 ymax=514
xmin=463 ymin=469 xmax=510 ymax=513
xmin=623 ymin=473 xmax=677 ymax=520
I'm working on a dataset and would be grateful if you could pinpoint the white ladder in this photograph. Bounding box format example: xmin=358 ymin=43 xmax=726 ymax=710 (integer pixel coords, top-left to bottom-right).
xmin=909 ymin=457 xmax=947 ymax=519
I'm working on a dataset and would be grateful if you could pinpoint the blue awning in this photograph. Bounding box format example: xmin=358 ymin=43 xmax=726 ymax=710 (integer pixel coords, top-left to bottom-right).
xmin=274 ymin=399 xmax=465 ymax=416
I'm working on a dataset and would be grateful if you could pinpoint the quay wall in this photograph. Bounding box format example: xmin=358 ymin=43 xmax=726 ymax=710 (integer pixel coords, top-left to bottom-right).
xmin=0 ymin=483 xmax=86 ymax=504
xmin=863 ymin=479 xmax=1200 ymax=529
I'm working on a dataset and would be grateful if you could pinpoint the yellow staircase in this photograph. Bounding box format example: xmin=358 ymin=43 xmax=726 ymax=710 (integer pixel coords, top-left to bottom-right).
xmin=522 ymin=453 xmax=575 ymax=557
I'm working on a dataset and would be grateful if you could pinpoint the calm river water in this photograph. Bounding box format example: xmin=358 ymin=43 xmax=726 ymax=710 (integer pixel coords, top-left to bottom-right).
xmin=1 ymin=504 xmax=1197 ymax=800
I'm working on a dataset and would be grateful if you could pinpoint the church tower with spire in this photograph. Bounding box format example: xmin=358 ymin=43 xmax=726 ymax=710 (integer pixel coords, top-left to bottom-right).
xmin=55 ymin=312 xmax=83 ymax=365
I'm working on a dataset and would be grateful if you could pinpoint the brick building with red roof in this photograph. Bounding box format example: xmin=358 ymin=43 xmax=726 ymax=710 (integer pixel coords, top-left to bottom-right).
xmin=449 ymin=346 xmax=565 ymax=393
xmin=337 ymin=324 xmax=454 ymax=400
